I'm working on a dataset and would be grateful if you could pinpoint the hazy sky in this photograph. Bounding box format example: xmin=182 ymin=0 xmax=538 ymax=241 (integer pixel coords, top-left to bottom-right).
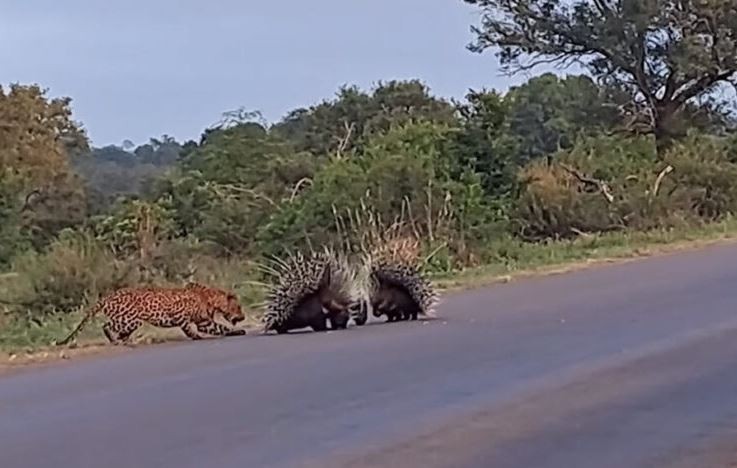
xmin=2 ymin=1 xmax=535 ymax=146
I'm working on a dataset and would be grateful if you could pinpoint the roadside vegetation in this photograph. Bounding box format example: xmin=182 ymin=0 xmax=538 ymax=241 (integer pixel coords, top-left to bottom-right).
xmin=3 ymin=0 xmax=737 ymax=355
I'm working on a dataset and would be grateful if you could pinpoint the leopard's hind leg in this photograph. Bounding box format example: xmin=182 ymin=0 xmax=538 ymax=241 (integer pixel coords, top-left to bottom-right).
xmin=103 ymin=318 xmax=142 ymax=345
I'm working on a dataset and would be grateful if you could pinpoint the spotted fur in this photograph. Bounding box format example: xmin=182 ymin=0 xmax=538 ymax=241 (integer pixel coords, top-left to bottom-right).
xmin=57 ymin=283 xmax=245 ymax=346
xmin=261 ymin=248 xmax=357 ymax=334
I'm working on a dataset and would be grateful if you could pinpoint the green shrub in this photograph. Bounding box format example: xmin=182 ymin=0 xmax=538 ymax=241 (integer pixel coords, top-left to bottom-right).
xmin=512 ymin=134 xmax=737 ymax=239
xmin=3 ymin=230 xmax=134 ymax=320
xmin=665 ymin=134 xmax=737 ymax=221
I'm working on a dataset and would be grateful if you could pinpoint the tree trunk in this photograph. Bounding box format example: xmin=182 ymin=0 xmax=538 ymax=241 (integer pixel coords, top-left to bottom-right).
xmin=654 ymin=125 xmax=674 ymax=159
xmin=653 ymin=101 xmax=680 ymax=159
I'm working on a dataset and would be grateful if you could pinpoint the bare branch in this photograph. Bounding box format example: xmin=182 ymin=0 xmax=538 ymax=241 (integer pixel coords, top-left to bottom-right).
xmin=334 ymin=121 xmax=355 ymax=160
xmin=675 ymin=70 xmax=737 ymax=105
xmin=591 ymin=0 xmax=614 ymax=17
xmin=570 ymin=227 xmax=595 ymax=238
xmin=559 ymin=163 xmax=615 ymax=204
xmin=20 ymin=189 xmax=43 ymax=212
xmin=650 ymin=164 xmax=674 ymax=202
xmin=206 ymin=183 xmax=276 ymax=206
xmin=289 ymin=177 xmax=313 ymax=202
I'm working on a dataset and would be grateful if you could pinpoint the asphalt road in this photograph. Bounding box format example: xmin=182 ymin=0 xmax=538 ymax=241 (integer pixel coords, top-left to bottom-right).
xmin=4 ymin=244 xmax=737 ymax=468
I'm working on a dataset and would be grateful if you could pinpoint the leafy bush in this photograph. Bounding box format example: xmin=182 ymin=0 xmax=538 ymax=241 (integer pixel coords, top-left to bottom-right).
xmin=256 ymin=120 xmax=505 ymax=261
xmin=665 ymin=134 xmax=737 ymax=221
xmin=514 ymin=134 xmax=737 ymax=240
xmin=3 ymin=231 xmax=134 ymax=319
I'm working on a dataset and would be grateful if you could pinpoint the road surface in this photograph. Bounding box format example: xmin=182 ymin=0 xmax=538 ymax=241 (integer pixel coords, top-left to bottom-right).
xmin=3 ymin=243 xmax=737 ymax=468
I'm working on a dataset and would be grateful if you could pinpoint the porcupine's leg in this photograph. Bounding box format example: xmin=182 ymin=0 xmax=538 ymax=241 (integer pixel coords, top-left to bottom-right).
xmin=351 ymin=301 xmax=368 ymax=326
xmin=386 ymin=309 xmax=398 ymax=322
xmin=403 ymin=307 xmax=417 ymax=321
xmin=328 ymin=310 xmax=349 ymax=330
xmin=310 ymin=315 xmax=329 ymax=332
xmin=372 ymin=301 xmax=384 ymax=319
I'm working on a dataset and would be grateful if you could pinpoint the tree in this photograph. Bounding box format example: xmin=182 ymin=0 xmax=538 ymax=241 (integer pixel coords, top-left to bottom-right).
xmin=134 ymin=135 xmax=182 ymax=166
xmin=505 ymin=74 xmax=624 ymax=159
xmin=452 ymin=74 xmax=623 ymax=196
xmin=0 ymin=84 xmax=89 ymax=251
xmin=272 ymin=80 xmax=458 ymax=156
xmin=464 ymin=0 xmax=737 ymax=155
xmin=258 ymin=120 xmax=500 ymax=260
xmin=71 ymin=139 xmax=181 ymax=213
xmin=0 ymin=84 xmax=87 ymax=182
xmin=152 ymin=119 xmax=314 ymax=255
xmin=0 ymin=172 xmax=28 ymax=266
xmin=453 ymin=89 xmax=519 ymax=196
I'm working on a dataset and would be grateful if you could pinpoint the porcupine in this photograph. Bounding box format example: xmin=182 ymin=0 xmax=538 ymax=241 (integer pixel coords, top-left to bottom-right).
xmin=364 ymin=255 xmax=438 ymax=323
xmin=261 ymin=247 xmax=358 ymax=334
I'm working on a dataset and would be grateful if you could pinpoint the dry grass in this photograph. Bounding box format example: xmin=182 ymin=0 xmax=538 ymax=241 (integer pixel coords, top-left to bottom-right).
xmin=433 ymin=218 xmax=737 ymax=292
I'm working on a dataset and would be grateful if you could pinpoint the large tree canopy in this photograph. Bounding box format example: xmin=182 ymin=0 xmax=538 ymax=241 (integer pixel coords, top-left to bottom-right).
xmin=464 ymin=0 xmax=737 ymax=153
xmin=0 ymin=84 xmax=87 ymax=182
xmin=0 ymin=84 xmax=89 ymax=259
xmin=272 ymin=80 xmax=457 ymax=157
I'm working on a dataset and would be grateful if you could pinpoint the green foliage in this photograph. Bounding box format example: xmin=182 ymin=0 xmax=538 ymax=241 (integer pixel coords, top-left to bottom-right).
xmin=504 ymin=74 xmax=624 ymax=160
xmin=0 ymin=84 xmax=89 ymax=259
xmin=258 ymin=120 xmax=504 ymax=263
xmin=152 ymin=120 xmax=314 ymax=255
xmin=272 ymin=80 xmax=458 ymax=156
xmin=91 ymin=199 xmax=176 ymax=259
xmin=664 ymin=134 xmax=737 ymax=220
xmin=454 ymin=89 xmax=519 ymax=196
xmin=0 ymin=171 xmax=29 ymax=267
xmin=0 ymin=84 xmax=88 ymax=181
xmin=2 ymin=231 xmax=132 ymax=319
xmin=452 ymin=75 xmax=627 ymax=198
xmin=255 ymin=158 xmax=366 ymax=256
xmin=71 ymin=137 xmax=182 ymax=213
xmin=513 ymin=133 xmax=737 ymax=240
xmin=515 ymin=135 xmax=661 ymax=239
xmin=465 ymin=0 xmax=737 ymax=153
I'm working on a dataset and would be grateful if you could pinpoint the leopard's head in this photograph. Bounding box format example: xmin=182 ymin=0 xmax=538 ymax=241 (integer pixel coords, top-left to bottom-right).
xmin=186 ymin=282 xmax=245 ymax=325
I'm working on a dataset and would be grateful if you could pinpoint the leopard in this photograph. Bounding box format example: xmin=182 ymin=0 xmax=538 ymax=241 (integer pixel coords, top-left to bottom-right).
xmin=56 ymin=282 xmax=246 ymax=346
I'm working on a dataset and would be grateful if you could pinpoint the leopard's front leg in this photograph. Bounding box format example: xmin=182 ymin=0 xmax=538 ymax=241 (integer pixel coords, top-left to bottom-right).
xmin=181 ymin=322 xmax=206 ymax=340
xmin=197 ymin=320 xmax=246 ymax=337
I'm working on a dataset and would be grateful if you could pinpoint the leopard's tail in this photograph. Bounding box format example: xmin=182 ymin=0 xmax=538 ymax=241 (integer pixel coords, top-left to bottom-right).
xmin=55 ymin=301 xmax=103 ymax=346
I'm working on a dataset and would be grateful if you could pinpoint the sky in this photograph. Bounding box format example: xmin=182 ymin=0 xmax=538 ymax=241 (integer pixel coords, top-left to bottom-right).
xmin=1 ymin=1 xmax=538 ymax=147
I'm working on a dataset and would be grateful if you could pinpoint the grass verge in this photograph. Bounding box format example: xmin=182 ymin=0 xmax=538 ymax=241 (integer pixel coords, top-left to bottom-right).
xmin=3 ymin=218 xmax=737 ymax=370
xmin=433 ymin=218 xmax=737 ymax=290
